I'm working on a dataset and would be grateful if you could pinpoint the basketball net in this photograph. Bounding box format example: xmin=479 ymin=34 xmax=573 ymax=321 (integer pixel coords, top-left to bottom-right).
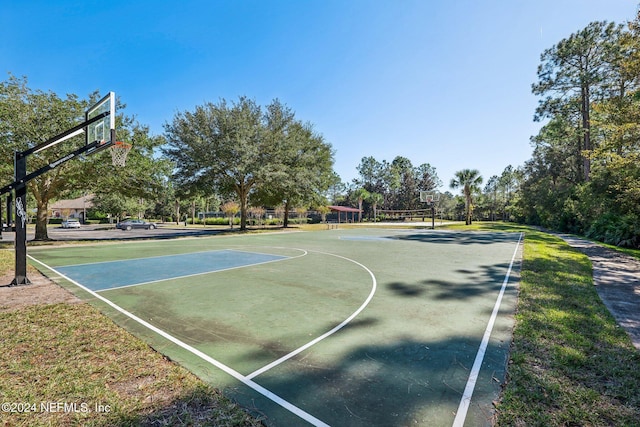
xmin=109 ymin=141 xmax=132 ymax=167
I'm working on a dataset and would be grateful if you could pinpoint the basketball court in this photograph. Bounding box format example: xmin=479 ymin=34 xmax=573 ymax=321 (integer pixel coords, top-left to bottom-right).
xmin=28 ymin=227 xmax=522 ymax=426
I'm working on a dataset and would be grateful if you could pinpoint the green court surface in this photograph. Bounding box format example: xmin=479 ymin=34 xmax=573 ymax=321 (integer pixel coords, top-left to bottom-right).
xmin=29 ymin=228 xmax=523 ymax=426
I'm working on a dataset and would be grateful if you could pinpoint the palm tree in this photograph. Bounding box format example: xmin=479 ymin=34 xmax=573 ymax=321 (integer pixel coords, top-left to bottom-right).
xmin=450 ymin=169 xmax=483 ymax=225
xmin=368 ymin=192 xmax=384 ymax=222
xmin=316 ymin=205 xmax=331 ymax=223
xmin=352 ymin=188 xmax=370 ymax=222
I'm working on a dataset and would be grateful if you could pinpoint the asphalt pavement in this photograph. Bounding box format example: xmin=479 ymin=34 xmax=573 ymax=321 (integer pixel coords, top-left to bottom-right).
xmin=0 ymin=223 xmax=225 ymax=242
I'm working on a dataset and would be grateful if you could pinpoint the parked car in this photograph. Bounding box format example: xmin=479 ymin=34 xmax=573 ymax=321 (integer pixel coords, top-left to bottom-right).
xmin=61 ymin=218 xmax=81 ymax=229
xmin=116 ymin=219 xmax=157 ymax=231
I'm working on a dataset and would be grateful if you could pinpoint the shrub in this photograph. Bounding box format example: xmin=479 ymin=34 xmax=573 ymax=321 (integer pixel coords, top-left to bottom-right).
xmin=586 ymin=213 xmax=640 ymax=248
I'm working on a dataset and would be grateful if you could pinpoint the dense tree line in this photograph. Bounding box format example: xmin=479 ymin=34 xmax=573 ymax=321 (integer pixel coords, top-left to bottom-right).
xmin=0 ymin=77 xmax=337 ymax=233
xmin=344 ymin=156 xmax=441 ymax=219
xmin=517 ymin=11 xmax=640 ymax=247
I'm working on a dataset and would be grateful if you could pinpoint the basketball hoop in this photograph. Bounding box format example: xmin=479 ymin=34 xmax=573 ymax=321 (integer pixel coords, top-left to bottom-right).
xmin=109 ymin=141 xmax=132 ymax=167
xmin=420 ymin=191 xmax=433 ymax=203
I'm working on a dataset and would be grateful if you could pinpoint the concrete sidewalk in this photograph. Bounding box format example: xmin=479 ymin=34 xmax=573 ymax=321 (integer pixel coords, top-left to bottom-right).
xmin=557 ymin=234 xmax=640 ymax=350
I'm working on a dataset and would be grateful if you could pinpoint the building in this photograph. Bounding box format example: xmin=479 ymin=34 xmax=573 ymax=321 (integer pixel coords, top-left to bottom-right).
xmin=50 ymin=195 xmax=93 ymax=222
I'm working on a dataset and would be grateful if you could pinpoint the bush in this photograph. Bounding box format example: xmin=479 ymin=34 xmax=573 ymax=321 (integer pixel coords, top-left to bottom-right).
xmin=88 ymin=211 xmax=108 ymax=221
xmin=206 ymin=217 xmax=231 ymax=225
xmin=586 ymin=214 xmax=640 ymax=248
xmin=187 ymin=217 xmax=239 ymax=225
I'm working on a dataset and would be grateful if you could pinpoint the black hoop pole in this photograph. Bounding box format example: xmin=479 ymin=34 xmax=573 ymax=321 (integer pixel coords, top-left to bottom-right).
xmin=431 ymin=204 xmax=435 ymax=230
xmin=12 ymin=152 xmax=29 ymax=285
xmin=6 ymin=194 xmax=12 ymax=231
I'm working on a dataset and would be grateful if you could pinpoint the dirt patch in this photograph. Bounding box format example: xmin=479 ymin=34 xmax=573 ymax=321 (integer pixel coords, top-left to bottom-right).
xmin=0 ymin=271 xmax=81 ymax=312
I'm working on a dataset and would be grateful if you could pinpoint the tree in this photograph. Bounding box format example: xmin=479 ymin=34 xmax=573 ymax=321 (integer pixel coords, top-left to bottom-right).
xmin=325 ymin=175 xmax=346 ymax=205
xmin=484 ymin=176 xmax=500 ymax=221
xmin=355 ymin=156 xmax=389 ymax=197
xmin=387 ymin=156 xmax=415 ymax=210
xmin=356 ymin=156 xmax=440 ymax=213
xmin=91 ymin=193 xmax=139 ymax=222
xmin=248 ymin=206 xmax=266 ymax=227
xmin=221 ymin=201 xmax=239 ymax=228
xmin=0 ymin=75 xmax=86 ymax=240
xmin=533 ymin=21 xmax=624 ymax=182
xmin=163 ymin=97 xmax=267 ymax=230
xmin=84 ymin=120 xmax=170 ymax=220
xmin=164 ymin=97 xmax=333 ymax=230
xmin=253 ymin=101 xmax=335 ymax=227
xmin=352 ymin=188 xmax=370 ymax=222
xmin=499 ymin=165 xmax=521 ymax=221
xmin=415 ymin=163 xmax=442 ymax=196
xmin=316 ymin=205 xmax=331 ymax=223
xmin=152 ymin=178 xmax=177 ymax=223
xmin=368 ymin=192 xmax=384 ymax=221
xmin=519 ymin=14 xmax=640 ymax=242
xmin=0 ymin=75 xmax=167 ymax=240
xmin=437 ymin=191 xmax=457 ymax=221
xmin=295 ymin=207 xmax=308 ymax=225
xmin=450 ymin=169 xmax=483 ymax=225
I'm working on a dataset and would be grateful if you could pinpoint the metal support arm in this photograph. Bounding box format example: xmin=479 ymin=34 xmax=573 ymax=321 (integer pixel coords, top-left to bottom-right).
xmin=1 ymin=111 xmax=113 ymax=286
xmin=0 ymin=138 xmax=109 ymax=196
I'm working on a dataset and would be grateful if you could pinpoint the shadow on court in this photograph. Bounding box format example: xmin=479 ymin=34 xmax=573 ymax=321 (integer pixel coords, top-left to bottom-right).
xmin=392 ymin=231 xmax=517 ymax=245
xmin=388 ymin=262 xmax=511 ymax=301
xmin=220 ymin=256 xmax=519 ymax=426
xmin=233 ymin=335 xmax=508 ymax=426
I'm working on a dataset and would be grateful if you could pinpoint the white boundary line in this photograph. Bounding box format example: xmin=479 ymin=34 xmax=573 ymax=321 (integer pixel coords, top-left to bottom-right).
xmin=94 ymin=250 xmax=307 ymax=293
xmin=28 ymin=248 xmax=379 ymax=426
xmin=246 ymin=249 xmax=377 ymax=379
xmin=452 ymin=232 xmax=523 ymax=427
xmin=52 ymin=248 xmax=283 ymax=269
xmin=28 ymin=254 xmax=330 ymax=427
xmin=46 ymin=248 xmax=231 ymax=268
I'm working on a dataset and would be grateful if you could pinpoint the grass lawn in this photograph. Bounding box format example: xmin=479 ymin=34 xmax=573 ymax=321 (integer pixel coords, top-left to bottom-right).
xmin=446 ymin=222 xmax=640 ymax=426
xmin=591 ymin=240 xmax=640 ymax=260
xmin=0 ymin=250 xmax=263 ymax=427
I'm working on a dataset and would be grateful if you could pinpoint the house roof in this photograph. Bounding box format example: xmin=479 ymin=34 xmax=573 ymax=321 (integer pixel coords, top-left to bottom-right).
xmin=328 ymin=205 xmax=361 ymax=213
xmin=50 ymin=195 xmax=94 ymax=210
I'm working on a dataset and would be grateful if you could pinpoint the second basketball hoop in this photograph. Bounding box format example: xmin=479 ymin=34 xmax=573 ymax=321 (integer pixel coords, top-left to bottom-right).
xmin=109 ymin=141 xmax=132 ymax=167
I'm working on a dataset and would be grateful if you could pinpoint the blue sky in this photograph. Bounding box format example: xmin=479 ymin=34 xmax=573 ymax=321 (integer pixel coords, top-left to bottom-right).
xmin=2 ymin=1 xmax=638 ymax=190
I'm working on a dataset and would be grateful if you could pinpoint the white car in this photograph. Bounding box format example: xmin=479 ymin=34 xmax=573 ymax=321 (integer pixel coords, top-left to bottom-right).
xmin=62 ymin=218 xmax=81 ymax=228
